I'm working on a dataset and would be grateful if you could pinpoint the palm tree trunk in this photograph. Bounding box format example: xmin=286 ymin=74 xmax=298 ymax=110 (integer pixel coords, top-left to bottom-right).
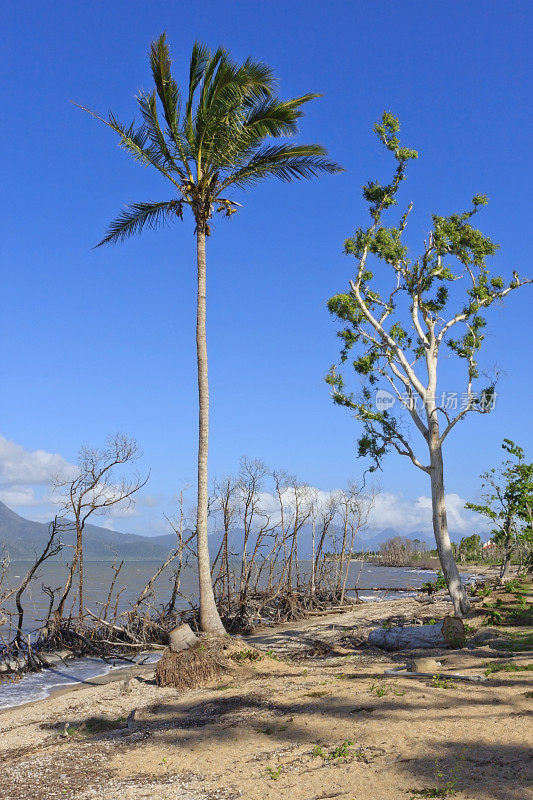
xmin=195 ymin=228 xmax=225 ymax=635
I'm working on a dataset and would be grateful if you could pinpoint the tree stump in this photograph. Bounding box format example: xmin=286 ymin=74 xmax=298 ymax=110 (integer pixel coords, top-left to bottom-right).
xmin=168 ymin=623 xmax=198 ymax=653
xmin=441 ymin=615 xmax=465 ymax=648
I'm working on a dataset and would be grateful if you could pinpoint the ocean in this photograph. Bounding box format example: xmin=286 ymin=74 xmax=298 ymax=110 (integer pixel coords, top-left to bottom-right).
xmin=0 ymin=560 xmax=476 ymax=710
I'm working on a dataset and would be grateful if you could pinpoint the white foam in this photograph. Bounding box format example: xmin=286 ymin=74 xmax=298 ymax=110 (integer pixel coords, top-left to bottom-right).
xmin=0 ymin=652 xmax=161 ymax=710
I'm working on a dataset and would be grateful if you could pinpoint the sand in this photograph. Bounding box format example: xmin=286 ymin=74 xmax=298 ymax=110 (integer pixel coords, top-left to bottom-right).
xmin=0 ymin=594 xmax=531 ymax=800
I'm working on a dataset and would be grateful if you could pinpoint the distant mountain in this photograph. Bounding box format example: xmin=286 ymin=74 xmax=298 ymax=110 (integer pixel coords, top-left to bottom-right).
xmin=0 ymin=500 xmax=455 ymax=562
xmin=0 ymin=501 xmax=177 ymax=562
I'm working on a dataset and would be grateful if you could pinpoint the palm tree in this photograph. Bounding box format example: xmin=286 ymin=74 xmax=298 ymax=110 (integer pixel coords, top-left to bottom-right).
xmin=76 ymin=33 xmax=343 ymax=634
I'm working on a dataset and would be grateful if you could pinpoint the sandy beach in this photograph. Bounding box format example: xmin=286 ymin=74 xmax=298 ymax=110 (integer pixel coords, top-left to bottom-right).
xmin=1 ymin=592 xmax=531 ymax=800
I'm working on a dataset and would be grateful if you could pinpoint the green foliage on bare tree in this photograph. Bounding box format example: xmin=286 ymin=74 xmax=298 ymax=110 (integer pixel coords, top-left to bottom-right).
xmin=327 ymin=112 xmax=531 ymax=615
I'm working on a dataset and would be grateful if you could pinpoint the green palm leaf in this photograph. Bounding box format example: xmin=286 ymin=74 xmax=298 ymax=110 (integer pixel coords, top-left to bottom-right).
xmin=223 ymin=143 xmax=343 ymax=189
xmin=77 ymin=33 xmax=343 ymax=235
xmin=96 ymin=200 xmax=185 ymax=247
xmin=149 ymin=33 xmax=181 ymax=141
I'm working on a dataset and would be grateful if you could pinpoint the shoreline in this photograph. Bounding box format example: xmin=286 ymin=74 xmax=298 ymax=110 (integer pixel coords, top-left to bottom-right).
xmin=0 ymin=566 xmax=496 ymax=714
xmin=0 ymin=585 xmax=470 ymax=715
xmin=0 ymin=588 xmax=530 ymax=800
xmin=0 ymin=659 xmax=158 ymax=717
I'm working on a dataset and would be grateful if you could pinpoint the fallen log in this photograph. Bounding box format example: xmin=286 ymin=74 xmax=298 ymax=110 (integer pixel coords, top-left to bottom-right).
xmin=368 ymin=616 xmax=464 ymax=651
xmin=366 ymin=587 xmax=419 ymax=592
xmin=384 ymin=667 xmax=487 ymax=683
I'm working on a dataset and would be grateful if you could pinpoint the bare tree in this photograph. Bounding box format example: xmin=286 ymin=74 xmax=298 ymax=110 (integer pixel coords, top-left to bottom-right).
xmin=211 ymin=475 xmax=240 ymax=611
xmin=53 ymin=433 xmax=148 ymax=620
xmin=13 ymin=519 xmax=64 ymax=648
xmin=311 ymin=494 xmax=339 ymax=592
xmin=337 ymin=483 xmax=372 ymax=604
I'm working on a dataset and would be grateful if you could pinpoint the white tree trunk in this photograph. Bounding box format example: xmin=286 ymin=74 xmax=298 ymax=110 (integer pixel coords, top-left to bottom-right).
xmin=195 ymin=229 xmax=225 ymax=635
xmin=429 ymin=440 xmax=471 ymax=616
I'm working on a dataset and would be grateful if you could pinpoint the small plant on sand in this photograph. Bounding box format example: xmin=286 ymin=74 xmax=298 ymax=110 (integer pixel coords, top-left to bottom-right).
xmin=312 ymin=739 xmax=365 ymax=763
xmin=483 ymin=661 xmax=533 ymax=676
xmin=421 ymin=572 xmax=448 ymax=595
xmin=408 ymin=784 xmax=456 ymax=799
xmin=229 ymin=649 xmax=263 ymax=663
xmin=266 ymin=766 xmax=282 ymax=780
xmin=408 ymin=762 xmax=457 ymax=798
xmin=497 ymin=630 xmax=533 ymax=651
xmin=264 ymin=649 xmax=281 ymax=661
xmin=504 ymin=578 xmax=527 ymax=593
xmin=430 ymin=674 xmax=457 ymax=689
xmin=512 ymin=593 xmax=528 ymax=609
xmin=369 ymin=680 xmax=405 ymax=697
xmin=329 ymin=739 xmax=354 ymax=761
xmin=483 ymin=607 xmax=503 ymax=626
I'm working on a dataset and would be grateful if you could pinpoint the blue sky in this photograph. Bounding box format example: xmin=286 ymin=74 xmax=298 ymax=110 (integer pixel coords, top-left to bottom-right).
xmin=1 ymin=0 xmax=532 ymax=536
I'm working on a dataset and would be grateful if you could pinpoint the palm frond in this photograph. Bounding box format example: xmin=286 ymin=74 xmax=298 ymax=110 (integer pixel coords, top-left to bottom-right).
xmin=96 ymin=200 xmax=185 ymax=247
xmin=73 ymin=102 xmax=182 ymax=189
xmin=243 ymin=94 xmax=320 ymax=139
xmin=137 ymin=90 xmax=187 ymax=178
xmin=241 ymin=57 xmax=276 ymax=98
xmin=149 ymin=33 xmax=181 ymax=141
xmin=186 ymin=41 xmax=210 ymax=119
xmin=222 ymin=143 xmax=344 ymax=189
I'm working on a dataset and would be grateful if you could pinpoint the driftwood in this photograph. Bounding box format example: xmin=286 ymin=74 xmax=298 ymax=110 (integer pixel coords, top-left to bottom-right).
xmin=368 ymin=616 xmax=464 ymax=651
xmin=385 ymin=667 xmax=488 ymax=683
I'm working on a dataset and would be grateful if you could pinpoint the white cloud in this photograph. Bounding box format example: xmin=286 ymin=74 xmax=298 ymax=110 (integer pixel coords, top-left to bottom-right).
xmin=0 ymin=434 xmax=75 ymax=487
xmin=0 ymin=433 xmax=486 ymax=541
xmin=137 ymin=494 xmax=161 ymax=508
xmin=366 ymin=490 xmax=483 ymax=534
xmin=109 ymin=504 xmax=140 ymax=519
xmin=0 ymin=486 xmax=41 ymax=508
xmin=251 ymin=485 xmax=485 ymax=537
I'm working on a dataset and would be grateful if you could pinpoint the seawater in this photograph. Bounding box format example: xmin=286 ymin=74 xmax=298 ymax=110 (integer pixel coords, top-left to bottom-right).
xmin=0 ymin=561 xmax=476 ymax=710
xmin=0 ymin=653 xmax=161 ymax=710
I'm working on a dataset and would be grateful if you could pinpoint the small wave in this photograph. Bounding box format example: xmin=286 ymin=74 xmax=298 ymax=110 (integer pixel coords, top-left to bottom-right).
xmin=406 ymin=569 xmax=437 ymax=575
xmin=0 ymin=652 xmax=161 ymax=711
